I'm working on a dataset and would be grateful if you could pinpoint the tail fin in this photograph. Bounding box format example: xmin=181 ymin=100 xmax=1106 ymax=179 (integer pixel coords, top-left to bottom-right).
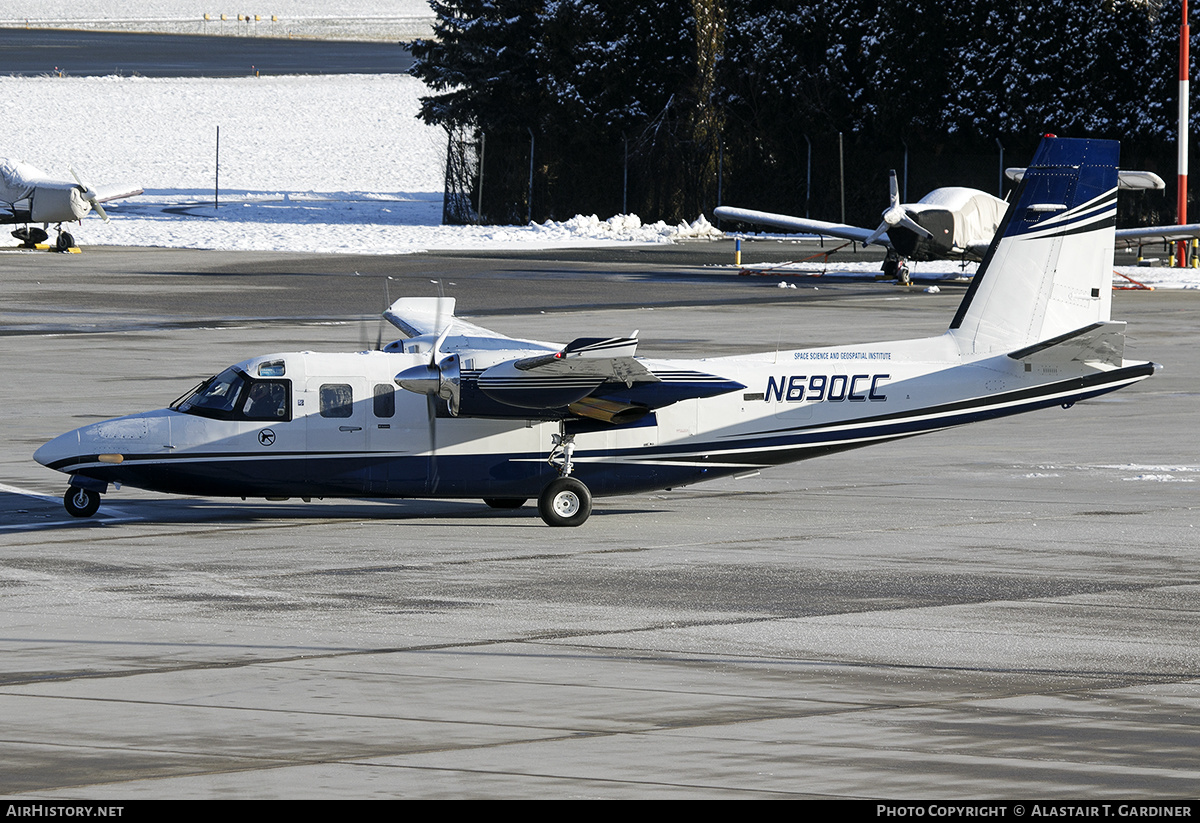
xmin=949 ymin=136 xmax=1118 ymax=356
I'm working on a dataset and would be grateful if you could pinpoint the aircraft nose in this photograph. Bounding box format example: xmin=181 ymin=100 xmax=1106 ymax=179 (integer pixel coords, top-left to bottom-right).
xmin=34 ymin=429 xmax=81 ymax=470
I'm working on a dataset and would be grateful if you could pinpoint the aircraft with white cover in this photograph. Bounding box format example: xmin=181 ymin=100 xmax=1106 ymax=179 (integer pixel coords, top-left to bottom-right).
xmin=715 ymin=165 xmax=1180 ymax=281
xmin=0 ymin=158 xmax=142 ymax=251
xmin=35 ymin=136 xmax=1156 ymax=526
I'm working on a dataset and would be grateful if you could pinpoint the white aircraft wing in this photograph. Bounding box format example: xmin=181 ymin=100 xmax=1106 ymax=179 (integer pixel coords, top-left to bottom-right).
xmin=387 ymin=297 xmax=745 ymax=417
xmin=90 ymin=182 xmax=143 ymax=203
xmin=1114 ymin=224 xmax=1200 ymax=248
xmin=713 ymin=206 xmax=880 ymax=245
xmin=382 ymin=296 xmax=557 ymax=346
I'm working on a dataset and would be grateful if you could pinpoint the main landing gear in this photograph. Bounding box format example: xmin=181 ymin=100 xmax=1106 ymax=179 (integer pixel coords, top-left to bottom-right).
xmin=537 ymin=429 xmax=592 ymax=527
xmin=11 ymin=224 xmax=75 ymax=252
xmin=881 ymin=253 xmax=911 ymax=286
xmin=538 ymin=477 xmax=591 ymax=527
xmin=63 ymin=486 xmax=100 ymax=518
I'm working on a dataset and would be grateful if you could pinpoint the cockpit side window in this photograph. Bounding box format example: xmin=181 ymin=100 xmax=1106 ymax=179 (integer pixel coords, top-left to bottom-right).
xmin=241 ymin=380 xmax=291 ymax=421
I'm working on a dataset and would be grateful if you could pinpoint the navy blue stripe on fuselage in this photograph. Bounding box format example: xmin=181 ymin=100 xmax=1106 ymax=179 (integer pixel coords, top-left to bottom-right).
xmin=577 ymin=362 xmax=1155 ymax=467
xmin=54 ymin=363 xmax=1153 ymax=499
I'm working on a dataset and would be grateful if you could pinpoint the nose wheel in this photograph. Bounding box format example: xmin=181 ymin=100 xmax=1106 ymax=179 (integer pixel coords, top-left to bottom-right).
xmin=538 ymin=477 xmax=592 ymax=527
xmin=63 ymin=486 xmax=100 ymax=518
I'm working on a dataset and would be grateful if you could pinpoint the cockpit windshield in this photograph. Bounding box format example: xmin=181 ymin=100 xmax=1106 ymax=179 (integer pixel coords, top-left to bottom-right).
xmin=171 ymin=367 xmax=291 ymax=421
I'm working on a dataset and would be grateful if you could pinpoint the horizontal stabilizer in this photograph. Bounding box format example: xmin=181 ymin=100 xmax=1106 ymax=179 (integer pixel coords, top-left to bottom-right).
xmin=1006 ymin=167 xmax=1165 ymax=190
xmin=1115 ymin=223 xmax=1200 ymax=247
xmin=1007 ymin=321 xmax=1126 ymax=368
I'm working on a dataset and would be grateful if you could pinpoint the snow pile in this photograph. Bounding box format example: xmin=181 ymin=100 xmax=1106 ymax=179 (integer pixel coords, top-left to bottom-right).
xmin=534 ymin=214 xmax=722 ymax=243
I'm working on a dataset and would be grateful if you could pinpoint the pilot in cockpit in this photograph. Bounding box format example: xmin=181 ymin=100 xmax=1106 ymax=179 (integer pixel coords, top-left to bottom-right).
xmin=243 ymin=381 xmax=286 ymax=419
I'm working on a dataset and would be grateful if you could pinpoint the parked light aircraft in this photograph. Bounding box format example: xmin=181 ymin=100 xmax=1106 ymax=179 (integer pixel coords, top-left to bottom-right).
xmin=715 ymin=167 xmax=1176 ymax=281
xmin=36 ymin=136 xmax=1156 ymax=526
xmin=1 ymin=159 xmax=142 ymax=251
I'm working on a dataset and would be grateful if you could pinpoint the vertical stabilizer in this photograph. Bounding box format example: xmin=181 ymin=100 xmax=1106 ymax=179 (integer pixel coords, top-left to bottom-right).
xmin=949 ymin=137 xmax=1118 ymax=356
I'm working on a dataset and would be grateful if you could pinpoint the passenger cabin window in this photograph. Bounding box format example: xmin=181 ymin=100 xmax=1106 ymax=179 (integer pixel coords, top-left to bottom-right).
xmin=373 ymin=384 xmax=395 ymax=418
xmin=320 ymin=384 xmax=354 ymax=418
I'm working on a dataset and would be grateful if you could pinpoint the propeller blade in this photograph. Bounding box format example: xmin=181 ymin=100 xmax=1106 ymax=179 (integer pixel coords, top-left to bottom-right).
xmin=426 ymin=393 xmax=439 ymax=494
xmin=895 ymin=213 xmax=934 ymax=239
xmin=887 ymin=169 xmax=899 ymax=208
xmin=864 ymin=222 xmax=889 ymax=246
xmin=430 ymin=324 xmax=452 ymax=366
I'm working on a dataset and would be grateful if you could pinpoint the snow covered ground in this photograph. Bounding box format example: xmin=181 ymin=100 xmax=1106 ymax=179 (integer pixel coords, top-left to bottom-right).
xmin=2 ymin=0 xmax=435 ymax=39
xmin=2 ymin=9 xmax=1197 ymax=287
xmin=2 ymin=73 xmax=721 ymax=254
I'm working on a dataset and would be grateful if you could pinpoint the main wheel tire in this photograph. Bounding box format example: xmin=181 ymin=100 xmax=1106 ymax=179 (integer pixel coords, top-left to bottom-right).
xmin=537 ymin=477 xmax=591 ymax=527
xmin=64 ymin=486 xmax=100 ymax=518
xmin=56 ymin=231 xmax=75 ymax=252
xmin=483 ymin=497 xmax=527 ymax=509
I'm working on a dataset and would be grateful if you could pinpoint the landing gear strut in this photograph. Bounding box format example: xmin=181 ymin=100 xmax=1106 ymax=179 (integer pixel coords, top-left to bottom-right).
xmin=539 ymin=428 xmax=592 ymax=526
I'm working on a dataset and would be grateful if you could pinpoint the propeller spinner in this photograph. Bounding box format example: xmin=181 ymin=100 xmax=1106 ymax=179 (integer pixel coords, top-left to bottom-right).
xmin=864 ymin=169 xmax=933 ymax=247
xmin=394 ymin=322 xmax=461 ymax=415
xmin=69 ymin=167 xmax=109 ymax=222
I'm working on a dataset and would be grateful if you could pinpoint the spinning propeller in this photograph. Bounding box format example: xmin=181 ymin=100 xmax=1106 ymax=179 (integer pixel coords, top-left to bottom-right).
xmin=69 ymin=167 xmax=109 ymax=222
xmin=392 ymin=290 xmax=460 ymax=493
xmin=863 ymin=169 xmax=933 ymax=247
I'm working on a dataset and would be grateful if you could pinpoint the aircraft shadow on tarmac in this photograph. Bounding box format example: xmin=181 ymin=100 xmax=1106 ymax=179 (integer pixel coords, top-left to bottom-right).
xmin=1 ymin=490 xmax=649 ymax=531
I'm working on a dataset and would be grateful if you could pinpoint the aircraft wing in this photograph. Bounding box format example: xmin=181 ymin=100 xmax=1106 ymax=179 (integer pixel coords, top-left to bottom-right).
xmin=1114 ymin=224 xmax=1200 ymax=248
xmin=713 ymin=206 xmax=880 ymax=245
xmin=382 ymin=296 xmax=558 ymax=347
xmin=388 ymin=297 xmax=745 ymax=419
xmin=90 ymin=182 xmax=143 ymax=204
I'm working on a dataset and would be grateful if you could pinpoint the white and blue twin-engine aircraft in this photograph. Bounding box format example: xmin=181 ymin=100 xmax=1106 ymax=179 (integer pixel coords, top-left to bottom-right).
xmin=36 ymin=136 xmax=1157 ymax=526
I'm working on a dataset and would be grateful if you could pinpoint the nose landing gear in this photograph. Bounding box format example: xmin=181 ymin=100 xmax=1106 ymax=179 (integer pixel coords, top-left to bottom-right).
xmin=63 ymin=486 xmax=100 ymax=518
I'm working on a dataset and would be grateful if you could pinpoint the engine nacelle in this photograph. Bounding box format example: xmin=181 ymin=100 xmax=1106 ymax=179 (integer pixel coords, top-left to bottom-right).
xmin=30 ymin=184 xmax=89 ymax=223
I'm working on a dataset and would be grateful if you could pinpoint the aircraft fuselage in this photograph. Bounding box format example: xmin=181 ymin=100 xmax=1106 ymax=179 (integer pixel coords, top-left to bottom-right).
xmin=34 ymin=337 xmax=1153 ymax=505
